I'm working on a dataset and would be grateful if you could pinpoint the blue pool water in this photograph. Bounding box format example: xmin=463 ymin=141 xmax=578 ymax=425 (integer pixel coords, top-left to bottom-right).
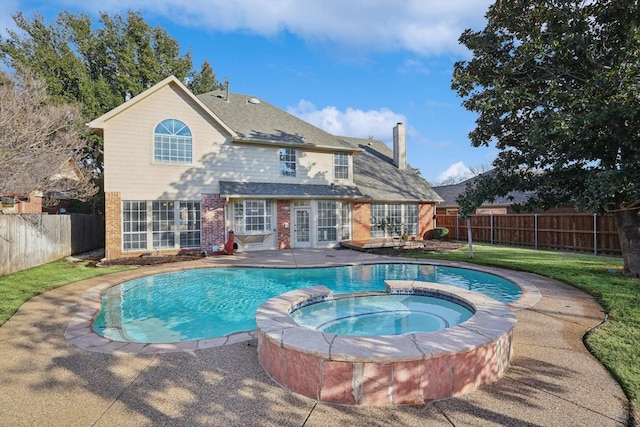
xmin=94 ymin=263 xmax=521 ymax=343
xmin=290 ymin=294 xmax=474 ymax=336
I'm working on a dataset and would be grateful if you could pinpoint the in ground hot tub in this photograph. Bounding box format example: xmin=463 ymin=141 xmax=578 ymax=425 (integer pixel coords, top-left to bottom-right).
xmin=290 ymin=293 xmax=474 ymax=336
xmin=256 ymin=280 xmax=517 ymax=406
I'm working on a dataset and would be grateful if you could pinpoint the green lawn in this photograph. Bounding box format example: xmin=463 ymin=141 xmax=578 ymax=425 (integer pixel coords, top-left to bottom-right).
xmin=0 ymin=259 xmax=130 ymax=325
xmin=410 ymin=244 xmax=640 ymax=418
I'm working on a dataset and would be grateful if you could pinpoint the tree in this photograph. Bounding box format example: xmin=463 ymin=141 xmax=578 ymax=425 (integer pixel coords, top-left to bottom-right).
xmin=452 ymin=0 xmax=640 ymax=276
xmin=0 ymin=10 xmax=195 ymax=119
xmin=188 ymin=60 xmax=223 ymax=95
xmin=0 ymin=10 xmax=221 ymax=211
xmin=0 ymin=10 xmax=221 ymax=154
xmin=0 ymin=68 xmax=97 ymax=204
xmin=436 ymin=164 xmax=492 ymax=186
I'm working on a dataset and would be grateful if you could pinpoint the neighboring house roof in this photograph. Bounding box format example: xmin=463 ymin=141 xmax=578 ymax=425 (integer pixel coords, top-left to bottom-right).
xmin=340 ymin=137 xmax=443 ymax=203
xmin=198 ymin=91 xmax=358 ymax=152
xmin=2 ymin=158 xmax=84 ymax=202
xmin=432 ymin=173 xmax=532 ymax=207
xmin=220 ymin=181 xmax=365 ymax=199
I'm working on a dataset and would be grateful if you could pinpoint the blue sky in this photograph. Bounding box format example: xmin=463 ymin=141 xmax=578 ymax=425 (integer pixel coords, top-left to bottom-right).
xmin=1 ymin=0 xmax=497 ymax=184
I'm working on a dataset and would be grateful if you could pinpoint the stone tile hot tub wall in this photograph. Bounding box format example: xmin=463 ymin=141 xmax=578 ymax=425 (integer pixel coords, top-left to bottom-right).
xmin=255 ymin=280 xmax=517 ymax=406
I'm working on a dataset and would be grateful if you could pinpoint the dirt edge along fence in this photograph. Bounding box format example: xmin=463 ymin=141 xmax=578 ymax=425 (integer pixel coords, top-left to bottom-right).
xmin=437 ymin=213 xmax=620 ymax=256
xmin=0 ymin=214 xmax=105 ymax=276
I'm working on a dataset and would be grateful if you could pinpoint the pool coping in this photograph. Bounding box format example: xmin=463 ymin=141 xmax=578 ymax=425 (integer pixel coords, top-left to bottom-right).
xmin=257 ymin=281 xmax=518 ymax=362
xmin=256 ymin=281 xmax=517 ymax=405
xmin=64 ymin=259 xmax=541 ymax=354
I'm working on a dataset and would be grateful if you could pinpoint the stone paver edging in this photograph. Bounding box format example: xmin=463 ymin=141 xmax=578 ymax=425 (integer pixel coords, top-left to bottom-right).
xmin=64 ymin=259 xmax=541 ymax=354
xmin=257 ymin=281 xmax=517 ymax=405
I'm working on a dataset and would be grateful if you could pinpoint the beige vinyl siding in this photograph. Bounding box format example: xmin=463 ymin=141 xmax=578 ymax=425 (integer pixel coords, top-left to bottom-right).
xmin=221 ymin=145 xmax=336 ymax=184
xmin=104 ymin=84 xmax=227 ymax=200
xmin=104 ymin=83 xmax=341 ymax=200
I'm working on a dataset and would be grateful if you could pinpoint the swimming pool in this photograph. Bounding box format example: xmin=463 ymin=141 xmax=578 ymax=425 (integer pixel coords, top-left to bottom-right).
xmin=94 ymin=263 xmax=521 ymax=343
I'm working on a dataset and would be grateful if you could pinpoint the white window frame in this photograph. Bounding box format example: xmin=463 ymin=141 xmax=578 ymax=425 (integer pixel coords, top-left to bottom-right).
xmin=122 ymin=200 xmax=201 ymax=251
xmin=334 ymin=152 xmax=349 ymax=180
xmin=152 ymin=201 xmax=175 ymax=249
xmin=279 ymin=147 xmax=296 ymax=177
xmin=179 ymin=202 xmax=202 ymax=247
xmin=340 ymin=202 xmax=352 ymax=240
xmin=370 ymin=203 xmax=419 ymax=238
xmin=317 ymin=200 xmax=337 ymax=242
xmin=233 ymin=200 xmax=273 ymax=233
xmin=122 ymin=201 xmax=147 ymax=250
xmin=153 ymin=119 xmax=193 ymax=164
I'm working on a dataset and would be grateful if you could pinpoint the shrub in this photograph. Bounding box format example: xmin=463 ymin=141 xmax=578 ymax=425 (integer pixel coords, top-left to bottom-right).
xmin=432 ymin=227 xmax=449 ymax=240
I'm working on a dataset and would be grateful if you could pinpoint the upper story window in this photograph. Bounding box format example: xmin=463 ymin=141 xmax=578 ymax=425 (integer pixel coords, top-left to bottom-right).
xmin=154 ymin=119 xmax=192 ymax=164
xmin=334 ymin=152 xmax=349 ymax=180
xmin=279 ymin=148 xmax=296 ymax=177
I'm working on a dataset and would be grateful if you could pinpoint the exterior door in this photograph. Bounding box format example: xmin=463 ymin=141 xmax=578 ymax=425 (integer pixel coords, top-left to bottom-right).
xmin=293 ymin=207 xmax=311 ymax=248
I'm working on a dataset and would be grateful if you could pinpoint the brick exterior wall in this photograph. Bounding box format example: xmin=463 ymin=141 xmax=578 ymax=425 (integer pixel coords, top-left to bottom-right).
xmin=276 ymin=200 xmax=291 ymax=249
xmin=104 ymin=192 xmax=122 ymax=260
xmin=18 ymin=194 xmax=43 ymax=213
xmin=104 ymin=193 xmax=226 ymax=260
xmin=202 ymin=194 xmax=226 ymax=253
xmin=419 ymin=203 xmax=436 ymax=239
xmin=352 ymin=202 xmax=371 ymax=240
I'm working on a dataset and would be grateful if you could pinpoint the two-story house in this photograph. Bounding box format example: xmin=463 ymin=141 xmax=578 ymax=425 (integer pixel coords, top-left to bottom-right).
xmin=89 ymin=76 xmax=442 ymax=260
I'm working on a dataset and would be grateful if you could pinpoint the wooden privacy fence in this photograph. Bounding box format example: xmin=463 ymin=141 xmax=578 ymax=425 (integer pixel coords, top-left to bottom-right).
xmin=0 ymin=214 xmax=105 ymax=276
xmin=437 ymin=213 xmax=621 ymax=256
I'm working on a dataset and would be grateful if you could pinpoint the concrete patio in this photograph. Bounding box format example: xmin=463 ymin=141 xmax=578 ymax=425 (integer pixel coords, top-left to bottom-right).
xmin=0 ymin=248 xmax=629 ymax=426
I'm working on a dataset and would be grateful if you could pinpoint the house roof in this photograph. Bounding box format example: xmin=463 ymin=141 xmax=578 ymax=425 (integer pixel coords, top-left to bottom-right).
xmin=219 ymin=181 xmax=365 ymax=199
xmin=432 ymin=173 xmax=532 ymax=207
xmin=197 ymin=91 xmax=358 ymax=152
xmin=88 ymin=75 xmax=442 ymax=204
xmin=87 ymin=76 xmax=236 ymax=137
xmin=200 ymin=89 xmax=441 ymax=203
xmin=340 ymin=137 xmax=443 ymax=203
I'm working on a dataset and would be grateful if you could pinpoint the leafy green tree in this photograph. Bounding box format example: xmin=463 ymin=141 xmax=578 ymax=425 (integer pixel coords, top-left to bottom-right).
xmin=0 ymin=10 xmax=221 ymax=212
xmin=188 ymin=59 xmax=222 ymax=94
xmin=452 ymin=0 xmax=640 ymax=276
xmin=0 ymin=10 xmax=195 ymax=119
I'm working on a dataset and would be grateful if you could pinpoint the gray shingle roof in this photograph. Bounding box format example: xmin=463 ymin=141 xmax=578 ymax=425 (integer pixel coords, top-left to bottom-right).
xmin=220 ymin=181 xmax=365 ymax=199
xmin=199 ymin=89 xmax=441 ymax=203
xmin=432 ymin=172 xmax=532 ymax=206
xmin=198 ymin=91 xmax=357 ymax=152
xmin=340 ymin=137 xmax=443 ymax=203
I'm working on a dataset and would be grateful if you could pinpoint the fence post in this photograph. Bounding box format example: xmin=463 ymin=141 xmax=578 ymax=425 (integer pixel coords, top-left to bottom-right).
xmin=490 ymin=213 xmax=494 ymax=244
xmin=456 ymin=215 xmax=459 ymax=240
xmin=593 ymin=213 xmax=598 ymax=256
xmin=534 ymin=213 xmax=538 ymax=250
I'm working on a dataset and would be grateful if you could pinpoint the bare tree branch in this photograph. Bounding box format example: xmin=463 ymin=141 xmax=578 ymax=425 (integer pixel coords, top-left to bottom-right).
xmin=0 ymin=68 xmax=97 ymax=202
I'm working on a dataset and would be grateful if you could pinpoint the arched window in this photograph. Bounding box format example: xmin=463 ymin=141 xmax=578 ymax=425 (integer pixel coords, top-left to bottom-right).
xmin=153 ymin=119 xmax=192 ymax=164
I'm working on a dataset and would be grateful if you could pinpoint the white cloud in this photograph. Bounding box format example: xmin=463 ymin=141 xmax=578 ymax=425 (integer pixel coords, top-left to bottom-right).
xmin=437 ymin=161 xmax=471 ymax=183
xmin=288 ymin=99 xmax=406 ymax=141
xmin=43 ymin=0 xmax=492 ymax=56
xmin=398 ymin=58 xmax=430 ymax=75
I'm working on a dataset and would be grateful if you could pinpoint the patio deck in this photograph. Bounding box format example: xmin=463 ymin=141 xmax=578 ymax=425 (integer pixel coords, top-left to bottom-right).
xmin=340 ymin=237 xmax=426 ymax=250
xmin=0 ymin=248 xmax=629 ymax=426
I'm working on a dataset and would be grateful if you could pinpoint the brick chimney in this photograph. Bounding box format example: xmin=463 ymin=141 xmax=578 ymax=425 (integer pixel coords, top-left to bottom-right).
xmin=393 ymin=122 xmax=406 ymax=170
